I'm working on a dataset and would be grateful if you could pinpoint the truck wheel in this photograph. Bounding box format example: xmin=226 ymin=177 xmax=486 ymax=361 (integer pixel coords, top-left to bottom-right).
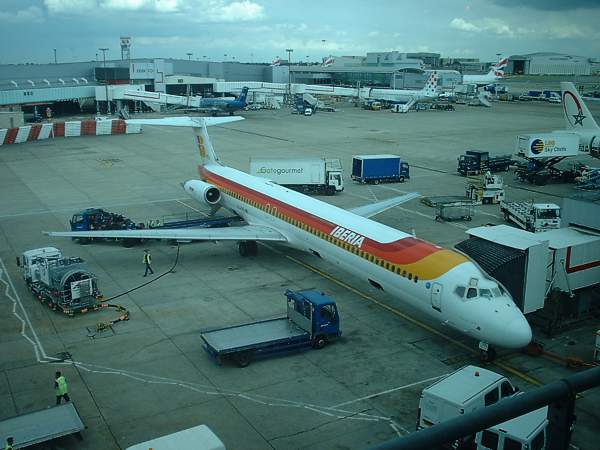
xmin=238 ymin=241 xmax=248 ymax=257
xmin=79 ymin=237 xmax=90 ymax=245
xmin=234 ymin=351 xmax=252 ymax=367
xmin=398 ymin=176 xmax=405 ymax=183
xmin=326 ymin=185 xmax=336 ymax=196
xmin=313 ymin=335 xmax=327 ymax=349
xmin=374 ymin=179 xmax=380 ymax=185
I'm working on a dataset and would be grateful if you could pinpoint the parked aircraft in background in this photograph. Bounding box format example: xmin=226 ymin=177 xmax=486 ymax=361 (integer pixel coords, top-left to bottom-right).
xmin=361 ymin=71 xmax=440 ymax=109
xmin=558 ymin=82 xmax=600 ymax=157
xmin=197 ymin=87 xmax=249 ymax=116
xmin=462 ymin=57 xmax=508 ymax=87
xmin=46 ymin=117 xmax=532 ymax=360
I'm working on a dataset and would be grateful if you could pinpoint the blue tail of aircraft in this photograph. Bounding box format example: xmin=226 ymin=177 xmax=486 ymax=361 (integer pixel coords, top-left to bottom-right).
xmin=238 ymin=87 xmax=249 ymax=105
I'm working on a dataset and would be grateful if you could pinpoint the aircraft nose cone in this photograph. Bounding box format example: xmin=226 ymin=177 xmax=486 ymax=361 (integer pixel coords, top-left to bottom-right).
xmin=504 ymin=315 xmax=532 ymax=349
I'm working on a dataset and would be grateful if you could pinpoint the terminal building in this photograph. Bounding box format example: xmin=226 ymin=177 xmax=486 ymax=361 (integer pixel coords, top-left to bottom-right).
xmin=507 ymin=53 xmax=596 ymax=75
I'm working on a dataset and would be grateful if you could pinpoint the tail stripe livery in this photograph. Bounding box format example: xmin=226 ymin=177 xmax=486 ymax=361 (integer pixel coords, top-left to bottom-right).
xmin=423 ymin=71 xmax=439 ymax=95
xmin=561 ymin=82 xmax=599 ymax=130
xmin=199 ymin=166 xmax=468 ymax=280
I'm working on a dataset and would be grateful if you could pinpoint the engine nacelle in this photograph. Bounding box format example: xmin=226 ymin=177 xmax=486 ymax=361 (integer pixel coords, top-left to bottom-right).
xmin=183 ymin=180 xmax=221 ymax=205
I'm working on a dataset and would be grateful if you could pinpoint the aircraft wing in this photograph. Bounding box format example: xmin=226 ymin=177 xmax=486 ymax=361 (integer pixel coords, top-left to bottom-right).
xmin=43 ymin=225 xmax=287 ymax=242
xmin=126 ymin=116 xmax=243 ymax=127
xmin=350 ymin=193 xmax=420 ymax=218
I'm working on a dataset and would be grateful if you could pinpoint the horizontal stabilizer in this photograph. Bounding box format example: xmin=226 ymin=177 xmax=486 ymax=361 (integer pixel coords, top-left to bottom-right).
xmin=350 ymin=192 xmax=420 ymax=218
xmin=44 ymin=225 xmax=287 ymax=242
xmin=125 ymin=116 xmax=244 ymax=128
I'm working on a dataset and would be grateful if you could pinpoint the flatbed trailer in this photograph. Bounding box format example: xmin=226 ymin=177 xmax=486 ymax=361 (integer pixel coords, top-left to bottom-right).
xmin=201 ymin=289 xmax=341 ymax=367
xmin=0 ymin=403 xmax=85 ymax=448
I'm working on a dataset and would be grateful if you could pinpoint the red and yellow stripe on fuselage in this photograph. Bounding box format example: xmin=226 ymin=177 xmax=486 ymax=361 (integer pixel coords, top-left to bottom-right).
xmin=200 ymin=166 xmax=468 ymax=281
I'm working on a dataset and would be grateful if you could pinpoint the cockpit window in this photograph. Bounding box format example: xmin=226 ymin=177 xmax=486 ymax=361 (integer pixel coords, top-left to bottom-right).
xmin=455 ymin=286 xmax=466 ymax=297
xmin=492 ymin=287 xmax=502 ymax=297
xmin=466 ymin=288 xmax=478 ymax=299
xmin=479 ymin=288 xmax=492 ymax=298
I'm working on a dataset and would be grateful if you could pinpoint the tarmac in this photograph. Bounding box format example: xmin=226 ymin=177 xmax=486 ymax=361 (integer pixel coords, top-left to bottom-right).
xmin=1 ymin=98 xmax=599 ymax=449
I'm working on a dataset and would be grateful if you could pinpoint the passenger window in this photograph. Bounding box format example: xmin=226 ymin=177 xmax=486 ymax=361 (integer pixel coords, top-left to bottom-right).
xmin=481 ymin=430 xmax=499 ymax=450
xmin=484 ymin=388 xmax=499 ymax=406
xmin=408 ymin=273 xmax=412 ymax=280
xmin=467 ymin=288 xmax=478 ymax=299
xmin=402 ymin=270 xmax=407 ymax=277
xmin=414 ymin=276 xmax=419 ymax=283
xmin=501 ymin=381 xmax=514 ymax=398
xmin=503 ymin=437 xmax=522 ymax=450
xmin=454 ymin=286 xmax=466 ymax=297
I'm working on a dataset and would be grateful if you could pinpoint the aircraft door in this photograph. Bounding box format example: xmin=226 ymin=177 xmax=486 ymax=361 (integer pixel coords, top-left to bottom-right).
xmin=431 ymin=282 xmax=443 ymax=312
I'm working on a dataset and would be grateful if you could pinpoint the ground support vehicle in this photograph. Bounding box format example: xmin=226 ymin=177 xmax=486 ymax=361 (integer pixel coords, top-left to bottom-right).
xmin=126 ymin=425 xmax=225 ymax=450
xmin=475 ymin=404 xmax=548 ymax=450
xmin=351 ymin=154 xmax=410 ymax=184
xmin=417 ymin=365 xmax=518 ymax=450
xmin=435 ymin=200 xmax=475 ymax=221
xmin=457 ymin=150 xmax=512 ymax=176
xmin=70 ymin=208 xmax=142 ymax=246
xmin=0 ymin=402 xmax=85 ymax=448
xmin=500 ymin=201 xmax=561 ymax=232
xmin=466 ymin=172 xmax=505 ymax=204
xmin=250 ymin=157 xmax=343 ymax=195
xmin=201 ymin=289 xmax=341 ymax=367
xmin=18 ymin=247 xmax=102 ymax=315
xmin=514 ymin=134 xmax=580 ymax=185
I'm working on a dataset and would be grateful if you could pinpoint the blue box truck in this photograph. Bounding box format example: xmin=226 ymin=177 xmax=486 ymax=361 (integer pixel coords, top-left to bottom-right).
xmin=351 ymin=154 xmax=410 ymax=184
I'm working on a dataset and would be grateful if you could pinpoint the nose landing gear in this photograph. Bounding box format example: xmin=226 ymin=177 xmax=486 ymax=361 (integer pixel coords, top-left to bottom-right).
xmin=478 ymin=341 xmax=497 ymax=362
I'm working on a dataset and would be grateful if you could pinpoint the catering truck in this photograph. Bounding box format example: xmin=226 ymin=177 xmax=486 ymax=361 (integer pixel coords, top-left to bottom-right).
xmin=351 ymin=154 xmax=410 ymax=184
xmin=249 ymin=157 xmax=343 ymax=195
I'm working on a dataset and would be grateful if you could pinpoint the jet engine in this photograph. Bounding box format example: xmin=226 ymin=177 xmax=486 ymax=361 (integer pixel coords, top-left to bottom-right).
xmin=183 ymin=180 xmax=221 ymax=206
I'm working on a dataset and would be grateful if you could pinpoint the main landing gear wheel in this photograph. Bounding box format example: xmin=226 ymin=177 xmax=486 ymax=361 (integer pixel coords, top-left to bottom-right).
xmin=238 ymin=240 xmax=258 ymax=257
xmin=312 ymin=335 xmax=327 ymax=349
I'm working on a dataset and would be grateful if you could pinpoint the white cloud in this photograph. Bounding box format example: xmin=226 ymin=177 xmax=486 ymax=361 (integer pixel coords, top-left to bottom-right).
xmin=0 ymin=5 xmax=45 ymax=23
xmin=44 ymin=0 xmax=264 ymax=21
xmin=450 ymin=18 xmax=480 ymax=32
xmin=368 ymin=31 xmax=380 ymax=37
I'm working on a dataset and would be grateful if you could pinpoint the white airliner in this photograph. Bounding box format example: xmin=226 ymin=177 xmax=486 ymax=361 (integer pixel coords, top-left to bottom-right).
xmin=362 ymin=71 xmax=440 ymax=104
xmin=462 ymin=57 xmax=508 ymax=87
xmin=46 ymin=117 xmax=532 ymax=359
xmin=558 ymin=82 xmax=600 ymax=156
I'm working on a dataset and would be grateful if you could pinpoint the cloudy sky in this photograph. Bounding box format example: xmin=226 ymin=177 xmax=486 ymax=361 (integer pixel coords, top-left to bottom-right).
xmin=0 ymin=0 xmax=598 ymax=65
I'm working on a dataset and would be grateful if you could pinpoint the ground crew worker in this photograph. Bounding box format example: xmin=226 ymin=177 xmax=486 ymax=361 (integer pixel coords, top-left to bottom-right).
xmin=54 ymin=371 xmax=70 ymax=405
xmin=4 ymin=437 xmax=14 ymax=450
xmin=143 ymin=249 xmax=154 ymax=277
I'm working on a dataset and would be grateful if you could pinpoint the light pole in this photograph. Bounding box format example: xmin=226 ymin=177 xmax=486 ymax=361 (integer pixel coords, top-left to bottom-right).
xmin=187 ymin=52 xmax=192 ymax=60
xmin=99 ymin=47 xmax=109 ymax=114
xmin=53 ymin=48 xmax=57 ymax=64
xmin=286 ymin=48 xmax=293 ymax=102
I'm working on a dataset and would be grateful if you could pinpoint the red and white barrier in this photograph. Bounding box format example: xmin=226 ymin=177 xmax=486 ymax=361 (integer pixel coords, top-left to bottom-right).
xmin=0 ymin=119 xmax=141 ymax=146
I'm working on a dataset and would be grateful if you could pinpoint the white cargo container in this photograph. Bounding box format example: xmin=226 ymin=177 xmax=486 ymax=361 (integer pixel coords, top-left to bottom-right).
xmin=516 ymin=133 xmax=579 ymax=159
xmin=249 ymin=157 xmax=343 ymax=195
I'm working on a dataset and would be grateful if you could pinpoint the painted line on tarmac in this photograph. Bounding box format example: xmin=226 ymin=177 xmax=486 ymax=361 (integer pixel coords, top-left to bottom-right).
xmin=332 ymin=375 xmax=447 ymax=408
xmin=0 ymin=254 xmax=404 ymax=435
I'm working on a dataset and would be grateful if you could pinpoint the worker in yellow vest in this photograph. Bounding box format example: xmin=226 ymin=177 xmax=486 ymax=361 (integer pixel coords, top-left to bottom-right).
xmin=54 ymin=371 xmax=70 ymax=405
xmin=143 ymin=249 xmax=154 ymax=277
xmin=4 ymin=437 xmax=14 ymax=450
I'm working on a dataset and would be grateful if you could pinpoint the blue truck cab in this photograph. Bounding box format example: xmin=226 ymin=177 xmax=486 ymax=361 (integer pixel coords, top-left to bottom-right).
xmin=70 ymin=208 xmax=137 ymax=232
xmin=201 ymin=289 xmax=341 ymax=367
xmin=351 ymin=154 xmax=410 ymax=184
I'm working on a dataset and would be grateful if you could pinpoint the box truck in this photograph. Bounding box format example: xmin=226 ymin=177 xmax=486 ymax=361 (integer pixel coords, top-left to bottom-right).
xmin=351 ymin=154 xmax=410 ymax=184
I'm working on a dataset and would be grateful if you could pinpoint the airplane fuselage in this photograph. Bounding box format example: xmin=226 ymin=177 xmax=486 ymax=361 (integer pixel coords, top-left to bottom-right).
xmin=193 ymin=164 xmax=532 ymax=349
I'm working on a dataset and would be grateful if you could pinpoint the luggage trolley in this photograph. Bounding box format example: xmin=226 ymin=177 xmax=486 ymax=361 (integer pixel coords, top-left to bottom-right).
xmin=435 ymin=200 xmax=476 ymax=222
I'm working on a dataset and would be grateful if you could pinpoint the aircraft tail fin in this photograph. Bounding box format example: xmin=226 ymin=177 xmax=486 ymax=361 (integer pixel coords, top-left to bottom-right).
xmin=126 ymin=116 xmax=244 ymax=167
xmin=490 ymin=57 xmax=508 ymax=77
xmin=561 ymin=82 xmax=599 ymax=130
xmin=423 ymin=71 xmax=439 ymax=96
xmin=238 ymin=86 xmax=249 ymax=104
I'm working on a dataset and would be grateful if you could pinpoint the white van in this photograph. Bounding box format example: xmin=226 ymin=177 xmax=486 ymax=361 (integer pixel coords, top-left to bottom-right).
xmin=476 ymin=405 xmax=548 ymax=450
xmin=418 ymin=366 xmax=517 ymax=429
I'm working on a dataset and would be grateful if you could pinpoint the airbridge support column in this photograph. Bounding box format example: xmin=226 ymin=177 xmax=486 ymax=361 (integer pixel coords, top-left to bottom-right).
xmin=368 ymin=365 xmax=600 ymax=450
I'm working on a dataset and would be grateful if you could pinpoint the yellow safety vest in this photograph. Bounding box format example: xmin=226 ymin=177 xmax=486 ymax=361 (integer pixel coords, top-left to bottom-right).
xmin=143 ymin=254 xmax=151 ymax=264
xmin=56 ymin=376 xmax=68 ymax=396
